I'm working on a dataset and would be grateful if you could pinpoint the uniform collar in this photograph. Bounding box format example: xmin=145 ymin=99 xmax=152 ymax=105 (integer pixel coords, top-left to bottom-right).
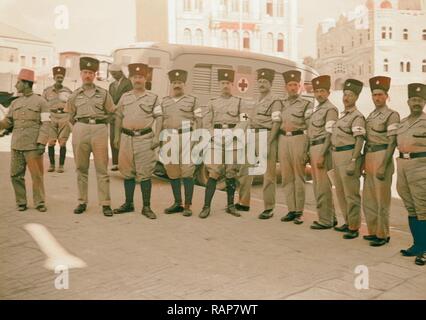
xmin=23 ymin=90 xmax=33 ymax=97
xmin=372 ymin=105 xmax=389 ymax=115
xmin=341 ymin=105 xmax=357 ymax=115
xmin=259 ymin=91 xmax=272 ymax=103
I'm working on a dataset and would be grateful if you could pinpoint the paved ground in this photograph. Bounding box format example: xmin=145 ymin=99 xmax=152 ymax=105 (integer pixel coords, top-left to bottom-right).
xmin=0 ymin=148 xmax=425 ymax=300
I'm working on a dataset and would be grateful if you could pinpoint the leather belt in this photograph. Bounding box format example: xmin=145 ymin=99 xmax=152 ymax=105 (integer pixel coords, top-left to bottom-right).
xmin=310 ymin=137 xmax=326 ymax=146
xmin=214 ymin=124 xmax=237 ymax=129
xmin=332 ymin=144 xmax=355 ymax=152
xmin=252 ymin=128 xmax=271 ymax=133
xmin=50 ymin=108 xmax=66 ymax=114
xmin=77 ymin=118 xmax=108 ymax=124
xmin=121 ymin=127 xmax=152 ymax=137
xmin=365 ymin=144 xmax=388 ymax=153
xmin=279 ymin=129 xmax=305 ymax=137
xmin=399 ymin=152 xmax=426 ymax=160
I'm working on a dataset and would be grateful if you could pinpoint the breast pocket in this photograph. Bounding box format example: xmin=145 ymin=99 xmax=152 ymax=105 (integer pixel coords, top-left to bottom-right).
xmin=25 ymin=105 xmax=41 ymax=121
xmin=179 ymin=103 xmax=194 ymax=113
xmin=370 ymin=121 xmax=386 ymax=133
xmin=93 ymin=94 xmax=105 ymax=111
xmin=291 ymin=109 xmax=306 ymax=125
xmin=139 ymin=103 xmax=153 ymax=114
xmin=75 ymin=97 xmax=91 ymax=114
xmin=413 ymin=130 xmax=426 ymax=147
xmin=226 ymin=103 xmax=239 ymax=117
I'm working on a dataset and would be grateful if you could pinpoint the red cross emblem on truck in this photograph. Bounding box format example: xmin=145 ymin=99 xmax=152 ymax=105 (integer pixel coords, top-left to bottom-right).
xmin=238 ymin=78 xmax=249 ymax=93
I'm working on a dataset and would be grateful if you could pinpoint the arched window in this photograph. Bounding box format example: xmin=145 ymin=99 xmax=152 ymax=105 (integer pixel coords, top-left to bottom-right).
xmin=382 ymin=26 xmax=386 ymax=39
xmin=266 ymin=32 xmax=274 ymax=52
xmin=194 ymin=0 xmax=203 ymax=12
xmin=400 ymin=61 xmax=405 ymax=72
xmin=406 ymin=61 xmax=411 ymax=72
xmin=231 ymin=0 xmax=239 ymax=12
xmin=422 ymin=59 xmax=426 ymax=72
xmin=384 ymin=58 xmax=389 ymax=72
xmin=277 ymin=33 xmax=284 ymax=52
xmin=243 ymin=31 xmax=250 ymax=49
xmin=195 ymin=28 xmax=204 ymax=45
xmin=184 ymin=0 xmax=191 ymax=12
xmin=389 ymin=27 xmax=392 ymax=39
xmin=359 ymin=33 xmax=363 ymax=45
xmin=184 ymin=28 xmax=192 ymax=45
xmin=277 ymin=0 xmax=285 ymax=17
xmin=423 ymin=29 xmax=426 ymax=40
xmin=232 ymin=31 xmax=239 ymax=49
xmin=403 ymin=28 xmax=408 ymax=40
xmin=242 ymin=0 xmax=249 ymax=14
xmin=221 ymin=30 xmax=229 ymax=48
xmin=266 ymin=0 xmax=273 ymax=16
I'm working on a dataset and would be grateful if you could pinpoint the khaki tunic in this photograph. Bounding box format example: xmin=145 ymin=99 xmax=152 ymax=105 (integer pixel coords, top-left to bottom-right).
xmin=331 ymin=107 xmax=366 ymax=230
xmin=160 ymin=95 xmax=202 ymax=179
xmin=115 ymin=91 xmax=161 ymax=182
xmin=244 ymin=92 xmax=281 ymax=211
xmin=65 ymin=85 xmax=115 ymax=206
xmin=307 ymin=99 xmax=338 ymax=226
xmin=274 ymin=95 xmax=313 ymax=213
xmin=363 ymin=106 xmax=400 ymax=238
xmin=42 ymin=85 xmax=72 ymax=146
xmin=204 ymin=95 xmax=249 ymax=180
xmin=0 ymin=92 xmax=50 ymax=206
xmin=396 ymin=113 xmax=426 ymax=221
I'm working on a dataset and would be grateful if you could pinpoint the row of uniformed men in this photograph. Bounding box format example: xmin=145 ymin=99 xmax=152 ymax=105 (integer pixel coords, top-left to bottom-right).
xmin=0 ymin=57 xmax=425 ymax=266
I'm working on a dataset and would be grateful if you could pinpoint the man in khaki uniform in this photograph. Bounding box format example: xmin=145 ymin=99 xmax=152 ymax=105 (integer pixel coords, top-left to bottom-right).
xmin=247 ymin=68 xmax=282 ymax=220
xmin=43 ymin=66 xmax=72 ymax=173
xmin=0 ymin=69 xmax=50 ymax=212
xmin=331 ymin=79 xmax=366 ymax=239
xmin=65 ymin=57 xmax=116 ymax=217
xmin=307 ymin=75 xmax=339 ymax=230
xmin=272 ymin=70 xmax=313 ymax=225
xmin=112 ymin=63 xmax=161 ymax=219
xmin=199 ymin=69 xmax=249 ymax=219
xmin=362 ymin=76 xmax=400 ymax=247
xmin=160 ymin=70 xmax=202 ymax=217
xmin=397 ymin=83 xmax=426 ymax=266
xmin=108 ymin=63 xmax=133 ymax=171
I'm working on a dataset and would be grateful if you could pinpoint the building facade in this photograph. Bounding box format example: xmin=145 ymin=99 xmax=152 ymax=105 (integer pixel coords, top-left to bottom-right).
xmin=0 ymin=22 xmax=55 ymax=92
xmin=315 ymin=0 xmax=426 ymax=89
xmin=136 ymin=0 xmax=300 ymax=61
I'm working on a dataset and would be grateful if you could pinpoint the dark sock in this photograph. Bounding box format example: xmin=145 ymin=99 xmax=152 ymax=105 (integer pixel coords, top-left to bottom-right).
xmin=226 ymin=178 xmax=236 ymax=206
xmin=59 ymin=146 xmax=66 ymax=166
xmin=48 ymin=146 xmax=55 ymax=165
xmin=204 ymin=178 xmax=217 ymax=208
xmin=140 ymin=179 xmax=152 ymax=207
xmin=183 ymin=177 xmax=194 ymax=206
xmin=415 ymin=218 xmax=426 ymax=254
xmin=124 ymin=179 xmax=135 ymax=204
xmin=170 ymin=179 xmax=182 ymax=205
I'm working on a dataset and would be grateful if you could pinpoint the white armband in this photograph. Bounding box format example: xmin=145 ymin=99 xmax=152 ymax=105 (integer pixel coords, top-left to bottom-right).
xmin=41 ymin=112 xmax=51 ymax=122
xmin=194 ymin=107 xmax=203 ymax=118
xmin=153 ymin=105 xmax=162 ymax=116
xmin=387 ymin=123 xmax=399 ymax=131
xmin=271 ymin=111 xmax=281 ymax=122
xmin=352 ymin=126 xmax=366 ymax=135
xmin=240 ymin=113 xmax=249 ymax=122
xmin=325 ymin=120 xmax=336 ymax=134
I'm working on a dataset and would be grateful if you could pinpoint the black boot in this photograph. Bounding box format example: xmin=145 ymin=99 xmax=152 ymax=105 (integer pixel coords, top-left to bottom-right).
xmin=401 ymin=216 xmax=422 ymax=256
xmin=141 ymin=180 xmax=156 ymax=219
xmin=183 ymin=178 xmax=194 ymax=217
xmin=57 ymin=146 xmax=66 ymax=173
xmin=114 ymin=179 xmax=135 ymax=214
xmin=48 ymin=146 xmax=55 ymax=172
xmin=226 ymin=178 xmax=240 ymax=217
xmin=165 ymin=179 xmax=183 ymax=214
xmin=199 ymin=178 xmax=217 ymax=219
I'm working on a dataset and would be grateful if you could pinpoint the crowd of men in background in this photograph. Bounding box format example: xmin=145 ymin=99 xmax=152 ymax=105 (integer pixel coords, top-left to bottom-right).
xmin=0 ymin=56 xmax=425 ymax=266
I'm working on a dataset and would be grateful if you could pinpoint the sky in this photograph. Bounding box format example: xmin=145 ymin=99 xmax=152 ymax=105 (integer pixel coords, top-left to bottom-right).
xmin=0 ymin=0 xmax=365 ymax=58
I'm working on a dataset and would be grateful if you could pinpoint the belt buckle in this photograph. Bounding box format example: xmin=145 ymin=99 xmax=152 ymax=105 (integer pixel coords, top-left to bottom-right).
xmin=223 ymin=124 xmax=229 ymax=129
xmin=134 ymin=131 xmax=141 ymax=136
xmin=57 ymin=109 xmax=63 ymax=114
xmin=402 ymin=153 xmax=410 ymax=159
xmin=286 ymin=132 xmax=292 ymax=136
xmin=89 ymin=119 xmax=96 ymax=124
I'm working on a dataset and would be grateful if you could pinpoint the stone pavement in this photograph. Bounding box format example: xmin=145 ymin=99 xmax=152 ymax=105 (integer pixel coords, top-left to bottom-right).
xmin=0 ymin=152 xmax=425 ymax=300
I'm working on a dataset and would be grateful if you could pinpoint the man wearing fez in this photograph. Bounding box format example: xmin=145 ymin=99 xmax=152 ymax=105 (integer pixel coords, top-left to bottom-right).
xmin=160 ymin=69 xmax=202 ymax=217
xmin=331 ymin=79 xmax=366 ymax=240
xmin=199 ymin=69 xmax=249 ymax=219
xmin=397 ymin=83 xmax=426 ymax=266
xmin=307 ymin=75 xmax=339 ymax=230
xmin=113 ymin=63 xmax=161 ymax=219
xmin=362 ymin=76 xmax=400 ymax=247
xmin=65 ymin=57 xmax=116 ymax=217
xmin=0 ymin=69 xmax=50 ymax=212
xmin=272 ymin=70 xmax=313 ymax=225
xmin=42 ymin=66 xmax=72 ymax=173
